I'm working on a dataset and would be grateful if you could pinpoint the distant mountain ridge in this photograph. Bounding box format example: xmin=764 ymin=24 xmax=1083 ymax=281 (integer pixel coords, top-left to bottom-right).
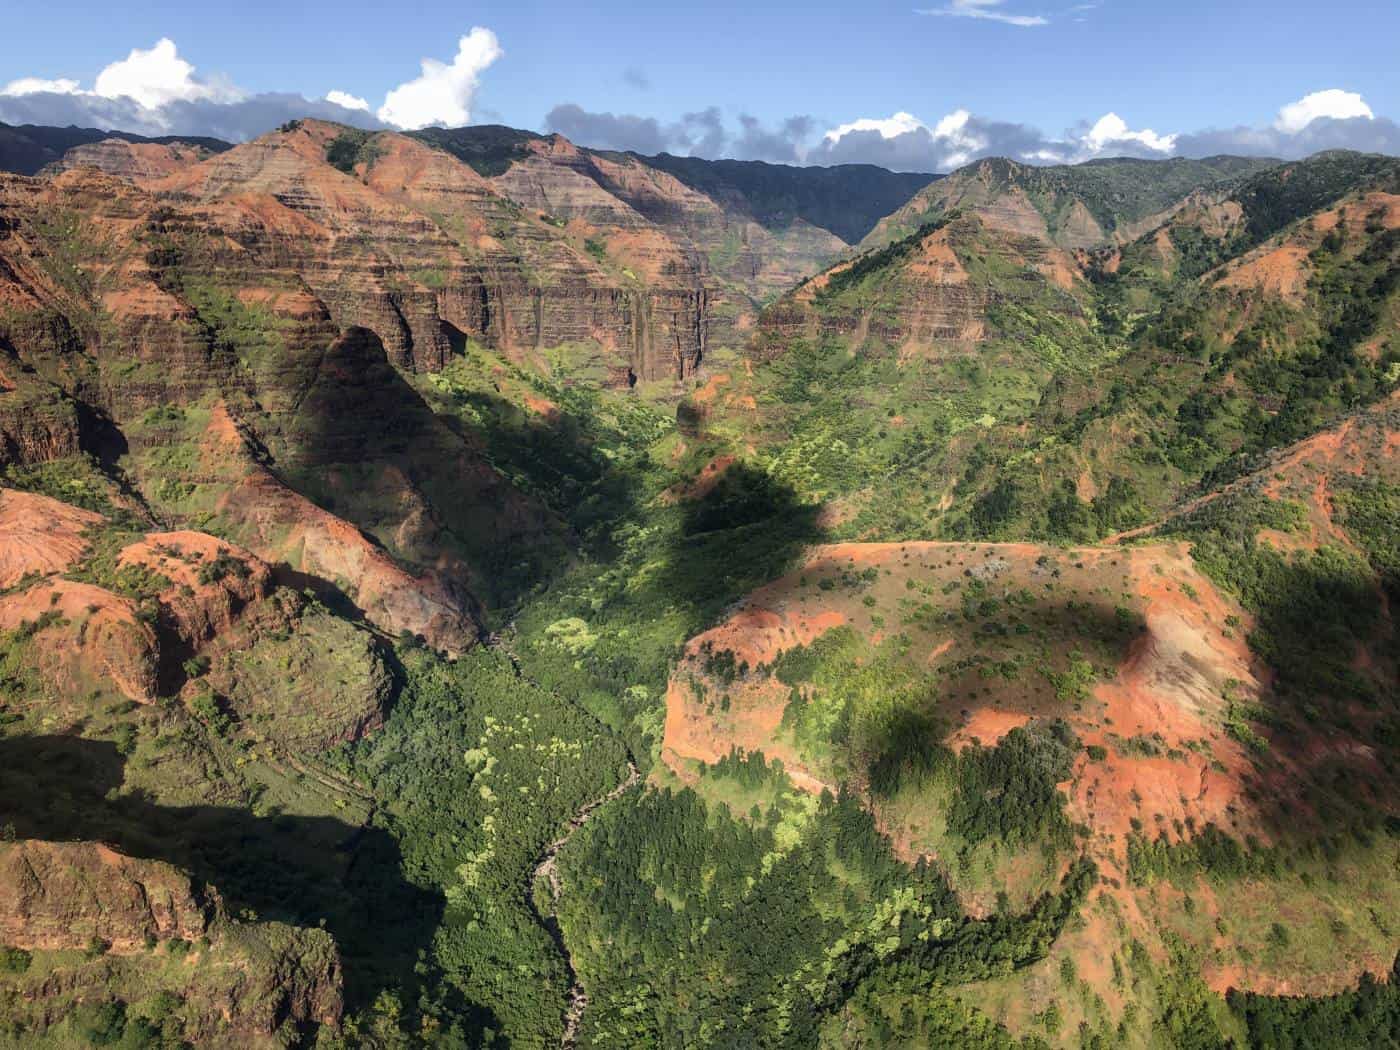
xmin=862 ymin=153 xmax=1281 ymax=251
xmin=406 ymin=124 xmax=940 ymax=244
xmin=0 ymin=119 xmax=230 ymax=176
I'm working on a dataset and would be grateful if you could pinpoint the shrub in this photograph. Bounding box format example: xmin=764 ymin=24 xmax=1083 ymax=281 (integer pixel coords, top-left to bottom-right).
xmin=0 ymin=946 xmax=31 ymax=973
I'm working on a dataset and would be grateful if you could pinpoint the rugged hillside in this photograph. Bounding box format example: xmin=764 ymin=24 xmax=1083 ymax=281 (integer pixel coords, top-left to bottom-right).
xmin=864 ymin=154 xmax=1276 ymax=252
xmin=0 ymin=148 xmax=543 ymax=636
xmin=0 ymin=486 xmax=400 ymax=1045
xmin=691 ymin=149 xmax=1399 ymax=548
xmin=653 ymin=393 xmax=1399 ymax=1045
xmin=407 ymin=126 xmax=931 ymax=329
xmin=759 ymin=210 xmax=1090 ymax=353
xmin=0 ymin=119 xmax=228 ymax=176
xmin=0 ymin=117 xmax=930 ymax=634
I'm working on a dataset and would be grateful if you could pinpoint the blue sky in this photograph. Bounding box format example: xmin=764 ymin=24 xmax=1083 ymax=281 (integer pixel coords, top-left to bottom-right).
xmin=2 ymin=0 xmax=1397 ymax=169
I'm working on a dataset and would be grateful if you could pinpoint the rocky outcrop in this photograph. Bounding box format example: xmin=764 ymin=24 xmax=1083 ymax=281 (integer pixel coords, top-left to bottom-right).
xmin=117 ymin=531 xmax=274 ymax=649
xmin=761 ymin=213 xmax=1086 ymax=352
xmin=0 ymin=839 xmax=211 ymax=952
xmin=0 ymin=839 xmax=343 ymax=1043
xmin=216 ymin=466 xmax=480 ymax=654
xmin=208 ymin=607 xmax=393 ymax=749
xmin=0 ymin=578 xmax=160 ymax=704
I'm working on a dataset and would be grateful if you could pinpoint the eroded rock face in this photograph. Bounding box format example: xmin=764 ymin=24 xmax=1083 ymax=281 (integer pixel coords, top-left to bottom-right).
xmin=760 ymin=213 xmax=1086 ymax=352
xmin=117 ymin=531 xmax=274 ymax=649
xmin=48 ymin=139 xmax=213 ymax=183
xmin=0 ymin=840 xmax=344 ymax=1042
xmin=0 ymin=359 xmax=87 ymax=467
xmin=0 ymin=840 xmax=211 ymax=952
xmin=215 ymin=450 xmax=481 ymax=655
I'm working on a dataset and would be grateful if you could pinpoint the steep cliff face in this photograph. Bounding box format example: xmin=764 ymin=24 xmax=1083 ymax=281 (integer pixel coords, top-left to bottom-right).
xmin=1 ymin=840 xmax=215 ymax=953
xmin=495 ymin=135 xmax=840 ymax=308
xmin=0 ymin=156 xmax=559 ymax=641
xmin=0 ymin=840 xmax=343 ymax=1045
xmin=18 ymin=119 xmax=938 ymax=391
xmin=143 ymin=121 xmax=708 ymax=383
xmin=0 ymin=357 xmax=88 ymax=467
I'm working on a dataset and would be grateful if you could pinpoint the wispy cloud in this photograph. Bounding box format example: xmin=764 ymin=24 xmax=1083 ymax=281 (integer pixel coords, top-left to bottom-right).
xmin=917 ymin=0 xmax=1048 ymax=27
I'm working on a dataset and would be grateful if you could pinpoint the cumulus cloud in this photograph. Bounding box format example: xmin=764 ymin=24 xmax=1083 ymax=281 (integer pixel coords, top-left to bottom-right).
xmin=809 ymin=89 xmax=1397 ymax=171
xmin=810 ymin=109 xmax=1061 ymax=170
xmin=917 ymin=0 xmax=1048 ymax=27
xmin=377 ymin=28 xmax=502 ymax=129
xmin=1174 ymin=88 xmax=1396 ymax=160
xmin=544 ymin=104 xmax=673 ymax=154
xmin=622 ymin=67 xmax=650 ymax=91
xmin=325 ymin=90 xmax=370 ymax=112
xmin=92 ymin=38 xmax=237 ymax=109
xmin=1274 ymin=88 xmax=1373 ymax=134
xmin=823 ymin=111 xmax=928 ymax=142
xmin=1082 ymin=112 xmax=1176 ymax=154
xmin=732 ymin=115 xmax=814 ymax=163
xmin=687 ymin=108 xmax=739 ymax=158
xmin=0 ymin=37 xmax=239 ymax=118
xmin=0 ymin=37 xmax=386 ymax=140
xmin=809 ymin=108 xmax=1180 ymax=171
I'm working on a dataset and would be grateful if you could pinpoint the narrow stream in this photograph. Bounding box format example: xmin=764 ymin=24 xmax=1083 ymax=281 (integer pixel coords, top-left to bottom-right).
xmin=529 ymin=759 xmax=640 ymax=1047
xmin=489 ymin=626 xmax=642 ymax=1047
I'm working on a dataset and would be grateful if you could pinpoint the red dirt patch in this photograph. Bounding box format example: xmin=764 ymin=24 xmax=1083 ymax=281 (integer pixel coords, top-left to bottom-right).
xmin=1217 ymin=243 xmax=1312 ymax=301
xmin=948 ymin=709 xmax=1032 ymax=751
xmin=0 ymin=579 xmax=158 ymax=704
xmin=0 ymin=488 xmax=102 ymax=588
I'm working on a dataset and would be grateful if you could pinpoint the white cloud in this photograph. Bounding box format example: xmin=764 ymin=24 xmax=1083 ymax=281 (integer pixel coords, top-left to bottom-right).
xmin=1 ymin=77 xmax=83 ymax=97
xmin=325 ymin=90 xmax=370 ymax=112
xmin=1274 ymin=89 xmax=1373 ymax=134
xmin=814 ymin=106 xmax=1183 ymax=170
xmin=929 ymin=108 xmax=991 ymax=166
xmin=917 ymin=0 xmax=1048 ymax=27
xmin=819 ymin=108 xmax=1003 ymax=167
xmin=823 ymin=111 xmax=928 ymax=142
xmin=377 ymin=28 xmax=503 ymax=130
xmin=1083 ymin=112 xmax=1177 ymax=154
xmin=92 ymin=38 xmax=235 ymax=110
xmin=0 ymin=37 xmax=393 ymax=140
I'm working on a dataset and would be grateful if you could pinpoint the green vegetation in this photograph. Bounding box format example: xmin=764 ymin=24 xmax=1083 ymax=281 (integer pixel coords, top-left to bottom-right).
xmin=2 ymin=139 xmax=1398 ymax=1049
xmin=325 ymin=128 xmax=381 ymax=174
xmin=333 ymin=646 xmax=629 ymax=1044
xmin=948 ymin=722 xmax=1078 ymax=847
xmin=1230 ymin=955 xmax=1400 ymax=1048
